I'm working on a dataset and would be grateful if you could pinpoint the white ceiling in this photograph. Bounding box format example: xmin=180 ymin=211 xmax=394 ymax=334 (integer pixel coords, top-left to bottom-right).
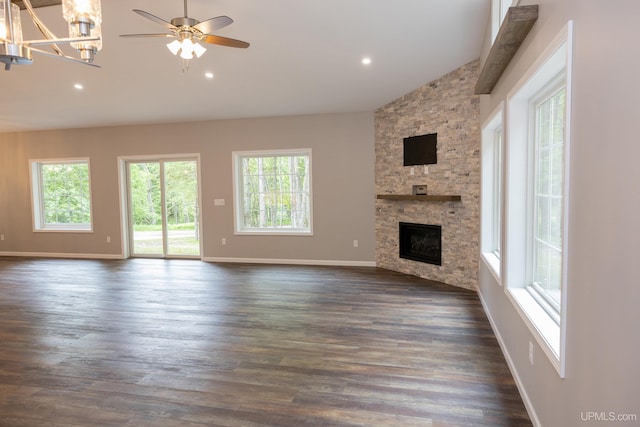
xmin=0 ymin=0 xmax=489 ymax=132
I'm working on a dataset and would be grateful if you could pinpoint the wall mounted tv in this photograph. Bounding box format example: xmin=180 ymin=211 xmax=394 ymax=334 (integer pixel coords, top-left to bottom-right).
xmin=403 ymin=133 xmax=437 ymax=166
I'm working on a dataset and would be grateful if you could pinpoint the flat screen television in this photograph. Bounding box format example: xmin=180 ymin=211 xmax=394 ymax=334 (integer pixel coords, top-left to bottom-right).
xmin=403 ymin=133 xmax=437 ymax=166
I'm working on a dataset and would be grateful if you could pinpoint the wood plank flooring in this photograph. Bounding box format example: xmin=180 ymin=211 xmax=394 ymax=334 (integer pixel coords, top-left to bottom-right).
xmin=0 ymin=257 xmax=531 ymax=426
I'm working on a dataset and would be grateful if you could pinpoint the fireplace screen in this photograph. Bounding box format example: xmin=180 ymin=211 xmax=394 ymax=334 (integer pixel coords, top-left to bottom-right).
xmin=399 ymin=222 xmax=442 ymax=266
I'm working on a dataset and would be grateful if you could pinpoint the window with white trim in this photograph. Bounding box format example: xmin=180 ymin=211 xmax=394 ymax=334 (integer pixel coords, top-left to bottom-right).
xmin=492 ymin=0 xmax=518 ymax=41
xmin=494 ymin=127 xmax=503 ymax=256
xmin=233 ymin=149 xmax=312 ymax=235
xmin=505 ymin=22 xmax=572 ymax=377
xmin=30 ymin=159 xmax=93 ymax=232
xmin=530 ymin=84 xmax=566 ymax=322
xmin=481 ymin=105 xmax=504 ymax=279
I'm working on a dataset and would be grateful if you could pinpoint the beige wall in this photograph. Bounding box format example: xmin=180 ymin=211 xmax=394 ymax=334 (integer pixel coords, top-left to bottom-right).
xmin=478 ymin=0 xmax=640 ymax=425
xmin=0 ymin=113 xmax=376 ymax=264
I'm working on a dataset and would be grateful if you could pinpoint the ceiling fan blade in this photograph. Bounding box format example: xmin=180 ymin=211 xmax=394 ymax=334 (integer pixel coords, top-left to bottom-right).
xmin=120 ymin=33 xmax=176 ymax=38
xmin=133 ymin=9 xmax=177 ymax=31
xmin=193 ymin=16 xmax=233 ymax=34
xmin=203 ymin=34 xmax=250 ymax=49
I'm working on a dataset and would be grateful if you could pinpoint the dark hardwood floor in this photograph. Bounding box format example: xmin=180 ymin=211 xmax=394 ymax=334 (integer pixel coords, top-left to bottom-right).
xmin=0 ymin=257 xmax=531 ymax=426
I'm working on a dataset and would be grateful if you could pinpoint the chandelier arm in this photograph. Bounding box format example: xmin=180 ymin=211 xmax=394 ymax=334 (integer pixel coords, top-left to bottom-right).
xmin=29 ymin=46 xmax=101 ymax=67
xmin=22 ymin=0 xmax=64 ymax=56
xmin=26 ymin=36 xmax=100 ymax=46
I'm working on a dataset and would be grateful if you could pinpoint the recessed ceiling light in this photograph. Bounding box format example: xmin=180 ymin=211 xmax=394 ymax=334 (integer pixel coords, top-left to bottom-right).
xmin=362 ymin=57 xmax=372 ymax=65
xmin=205 ymin=72 xmax=214 ymax=79
xmin=74 ymin=83 xmax=84 ymax=90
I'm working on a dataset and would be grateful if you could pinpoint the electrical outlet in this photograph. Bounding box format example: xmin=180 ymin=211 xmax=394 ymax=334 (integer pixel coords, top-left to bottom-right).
xmin=0 ymin=234 xmax=4 ymax=241
xmin=353 ymin=239 xmax=359 ymax=248
xmin=221 ymin=238 xmax=226 ymax=245
xmin=529 ymin=341 xmax=534 ymax=365
xmin=106 ymin=236 xmax=111 ymax=243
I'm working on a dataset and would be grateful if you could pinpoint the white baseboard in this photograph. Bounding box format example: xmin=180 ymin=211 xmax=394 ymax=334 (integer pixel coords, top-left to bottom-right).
xmin=0 ymin=252 xmax=376 ymax=267
xmin=477 ymin=289 xmax=541 ymax=427
xmin=0 ymin=251 xmax=124 ymax=260
xmin=203 ymin=257 xmax=376 ymax=268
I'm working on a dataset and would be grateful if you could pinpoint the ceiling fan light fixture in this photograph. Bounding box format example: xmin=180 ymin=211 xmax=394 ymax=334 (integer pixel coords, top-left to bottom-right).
xmin=167 ymin=39 xmax=181 ymax=55
xmin=192 ymin=41 xmax=206 ymax=58
xmin=168 ymin=37 xmax=207 ymax=60
xmin=121 ymin=0 xmax=249 ymax=70
xmin=179 ymin=38 xmax=195 ymax=59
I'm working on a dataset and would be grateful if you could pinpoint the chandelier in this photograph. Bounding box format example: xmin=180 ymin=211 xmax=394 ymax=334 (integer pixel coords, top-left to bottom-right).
xmin=0 ymin=0 xmax=102 ymax=71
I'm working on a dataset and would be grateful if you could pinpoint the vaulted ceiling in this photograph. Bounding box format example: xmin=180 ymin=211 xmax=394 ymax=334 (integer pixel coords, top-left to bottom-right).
xmin=0 ymin=0 xmax=489 ymax=132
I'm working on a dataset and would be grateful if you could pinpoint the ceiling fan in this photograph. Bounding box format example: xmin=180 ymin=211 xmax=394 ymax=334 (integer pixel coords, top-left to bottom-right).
xmin=120 ymin=0 xmax=249 ymax=62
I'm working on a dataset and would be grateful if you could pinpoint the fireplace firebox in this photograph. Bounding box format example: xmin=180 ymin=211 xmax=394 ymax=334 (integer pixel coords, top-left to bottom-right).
xmin=399 ymin=222 xmax=442 ymax=266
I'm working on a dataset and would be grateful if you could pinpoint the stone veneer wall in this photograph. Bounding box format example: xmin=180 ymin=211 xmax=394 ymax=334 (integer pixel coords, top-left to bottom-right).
xmin=375 ymin=60 xmax=480 ymax=291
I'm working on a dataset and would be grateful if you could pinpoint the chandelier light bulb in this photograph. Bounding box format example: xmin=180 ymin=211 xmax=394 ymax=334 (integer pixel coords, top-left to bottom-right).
xmin=1 ymin=0 xmax=103 ymax=70
xmin=62 ymin=0 xmax=103 ymax=62
xmin=0 ymin=1 xmax=23 ymax=43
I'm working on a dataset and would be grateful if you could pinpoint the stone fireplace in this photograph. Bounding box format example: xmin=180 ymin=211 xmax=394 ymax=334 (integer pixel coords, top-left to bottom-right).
xmin=374 ymin=60 xmax=480 ymax=291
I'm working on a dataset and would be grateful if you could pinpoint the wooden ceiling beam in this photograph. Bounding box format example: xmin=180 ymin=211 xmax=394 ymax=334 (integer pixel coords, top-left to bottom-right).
xmin=13 ymin=0 xmax=62 ymax=10
xmin=474 ymin=5 xmax=538 ymax=95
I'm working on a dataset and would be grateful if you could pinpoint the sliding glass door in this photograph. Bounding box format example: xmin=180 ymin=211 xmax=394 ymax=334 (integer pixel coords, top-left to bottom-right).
xmin=127 ymin=159 xmax=200 ymax=258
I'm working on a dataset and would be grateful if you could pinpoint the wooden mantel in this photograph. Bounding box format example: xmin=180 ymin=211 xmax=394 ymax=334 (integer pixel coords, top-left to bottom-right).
xmin=377 ymin=194 xmax=462 ymax=202
xmin=474 ymin=5 xmax=539 ymax=95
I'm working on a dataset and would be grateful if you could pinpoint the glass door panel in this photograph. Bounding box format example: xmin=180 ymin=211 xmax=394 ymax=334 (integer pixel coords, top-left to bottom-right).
xmin=129 ymin=162 xmax=164 ymax=256
xmin=127 ymin=159 xmax=200 ymax=258
xmin=164 ymin=160 xmax=200 ymax=257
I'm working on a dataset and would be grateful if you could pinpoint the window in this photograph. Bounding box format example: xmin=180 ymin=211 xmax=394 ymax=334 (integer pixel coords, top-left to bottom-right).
xmin=494 ymin=127 xmax=503 ymax=256
xmin=233 ymin=149 xmax=312 ymax=235
xmin=492 ymin=0 xmax=517 ymax=41
xmin=505 ymin=22 xmax=572 ymax=377
xmin=30 ymin=159 xmax=93 ymax=231
xmin=481 ymin=105 xmax=504 ymax=279
xmin=530 ymin=85 xmax=566 ymax=321
xmin=499 ymin=0 xmax=513 ymax=22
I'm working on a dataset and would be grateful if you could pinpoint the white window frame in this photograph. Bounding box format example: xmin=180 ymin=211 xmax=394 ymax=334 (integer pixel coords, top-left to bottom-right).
xmin=30 ymin=158 xmax=94 ymax=232
xmin=505 ymin=22 xmax=572 ymax=377
xmin=528 ymin=81 xmax=566 ymax=324
xmin=493 ymin=128 xmax=503 ymax=256
xmin=481 ymin=103 xmax=504 ymax=282
xmin=232 ymin=149 xmax=313 ymax=236
xmin=492 ymin=0 xmax=520 ymax=42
